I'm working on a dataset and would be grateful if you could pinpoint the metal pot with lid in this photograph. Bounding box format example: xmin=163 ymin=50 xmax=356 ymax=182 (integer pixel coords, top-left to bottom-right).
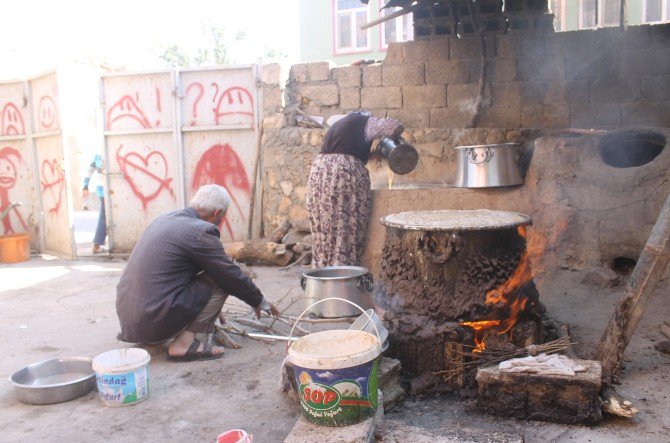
xmin=377 ymin=137 xmax=419 ymax=175
xmin=453 ymin=143 xmax=524 ymax=188
xmin=300 ymin=266 xmax=374 ymax=317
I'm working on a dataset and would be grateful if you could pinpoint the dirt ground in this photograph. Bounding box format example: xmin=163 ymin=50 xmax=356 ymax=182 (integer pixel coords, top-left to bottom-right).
xmin=1 ymin=256 xmax=668 ymax=442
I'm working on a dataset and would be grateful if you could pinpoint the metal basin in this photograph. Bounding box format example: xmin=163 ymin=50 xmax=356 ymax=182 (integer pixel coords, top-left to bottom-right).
xmin=10 ymin=357 xmax=96 ymax=405
xmin=300 ymin=266 xmax=374 ymax=317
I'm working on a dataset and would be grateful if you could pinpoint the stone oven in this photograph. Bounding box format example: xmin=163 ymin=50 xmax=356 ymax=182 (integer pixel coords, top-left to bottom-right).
xmin=376 ymin=209 xmax=545 ymax=393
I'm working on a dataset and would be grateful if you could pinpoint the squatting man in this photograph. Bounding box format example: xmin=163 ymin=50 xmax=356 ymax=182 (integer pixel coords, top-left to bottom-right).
xmin=115 ymin=184 xmax=279 ymax=360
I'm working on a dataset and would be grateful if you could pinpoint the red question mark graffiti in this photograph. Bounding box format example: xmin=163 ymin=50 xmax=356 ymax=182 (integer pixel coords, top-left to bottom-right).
xmin=211 ymin=82 xmax=219 ymax=104
xmin=185 ymin=82 xmax=204 ymax=126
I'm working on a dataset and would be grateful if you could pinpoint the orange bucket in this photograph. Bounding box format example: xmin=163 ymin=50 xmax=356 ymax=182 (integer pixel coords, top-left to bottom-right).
xmin=0 ymin=233 xmax=30 ymax=263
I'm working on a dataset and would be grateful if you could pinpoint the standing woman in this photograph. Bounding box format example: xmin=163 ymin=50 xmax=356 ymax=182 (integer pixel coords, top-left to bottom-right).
xmin=307 ymin=111 xmax=404 ymax=267
xmin=82 ymin=154 xmax=106 ymax=253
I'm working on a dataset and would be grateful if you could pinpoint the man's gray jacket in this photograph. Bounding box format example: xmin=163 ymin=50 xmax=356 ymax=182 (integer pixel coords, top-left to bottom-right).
xmin=116 ymin=207 xmax=263 ymax=343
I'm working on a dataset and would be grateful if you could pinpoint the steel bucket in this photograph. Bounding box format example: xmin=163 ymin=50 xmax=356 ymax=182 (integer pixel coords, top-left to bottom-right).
xmin=377 ymin=137 xmax=419 ymax=175
xmin=453 ymin=143 xmax=524 ymax=188
xmin=300 ymin=266 xmax=374 ymax=317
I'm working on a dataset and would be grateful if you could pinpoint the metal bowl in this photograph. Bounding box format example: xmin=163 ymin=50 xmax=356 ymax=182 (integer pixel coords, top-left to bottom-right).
xmin=10 ymin=357 xmax=96 ymax=405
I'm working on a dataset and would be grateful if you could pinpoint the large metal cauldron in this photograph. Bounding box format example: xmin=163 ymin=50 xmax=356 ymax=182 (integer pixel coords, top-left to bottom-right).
xmin=453 ymin=143 xmax=524 ymax=188
xmin=300 ymin=266 xmax=374 ymax=317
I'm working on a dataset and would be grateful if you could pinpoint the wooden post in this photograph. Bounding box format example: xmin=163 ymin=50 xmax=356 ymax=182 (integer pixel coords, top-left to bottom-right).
xmin=595 ymin=194 xmax=670 ymax=383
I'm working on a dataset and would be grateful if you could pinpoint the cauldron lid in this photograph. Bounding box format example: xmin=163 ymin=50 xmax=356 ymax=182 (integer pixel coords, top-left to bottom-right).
xmin=380 ymin=209 xmax=531 ymax=231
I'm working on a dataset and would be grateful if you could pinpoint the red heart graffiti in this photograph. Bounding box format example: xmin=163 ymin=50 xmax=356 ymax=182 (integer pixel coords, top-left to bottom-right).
xmin=41 ymin=159 xmax=64 ymax=214
xmin=116 ymin=145 xmax=174 ymax=209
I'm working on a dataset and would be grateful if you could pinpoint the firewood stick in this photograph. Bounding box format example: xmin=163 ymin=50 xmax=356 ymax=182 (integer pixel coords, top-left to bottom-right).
xmin=595 ymin=194 xmax=670 ymax=383
xmin=360 ymin=5 xmax=418 ymax=30
xmin=600 ymin=386 xmax=639 ymax=418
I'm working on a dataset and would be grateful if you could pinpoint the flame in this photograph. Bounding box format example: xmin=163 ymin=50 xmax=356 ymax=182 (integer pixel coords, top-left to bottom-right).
xmin=461 ymin=226 xmax=546 ymax=352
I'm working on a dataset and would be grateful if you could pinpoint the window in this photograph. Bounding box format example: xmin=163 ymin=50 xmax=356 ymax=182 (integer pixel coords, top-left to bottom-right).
xmin=381 ymin=7 xmax=414 ymax=49
xmin=579 ymin=0 xmax=597 ymax=29
xmin=334 ymin=0 xmax=370 ymax=54
xmin=643 ymin=0 xmax=670 ymax=23
xmin=578 ymin=0 xmax=621 ymax=29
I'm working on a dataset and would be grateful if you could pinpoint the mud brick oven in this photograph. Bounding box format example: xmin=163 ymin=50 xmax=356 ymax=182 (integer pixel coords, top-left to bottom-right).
xmin=259 ymin=0 xmax=670 ymax=393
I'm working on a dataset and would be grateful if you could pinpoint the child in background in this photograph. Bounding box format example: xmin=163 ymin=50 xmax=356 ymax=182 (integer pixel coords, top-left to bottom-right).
xmin=82 ymin=154 xmax=106 ymax=253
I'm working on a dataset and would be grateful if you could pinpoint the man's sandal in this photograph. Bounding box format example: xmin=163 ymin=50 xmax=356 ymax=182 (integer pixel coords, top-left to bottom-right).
xmin=167 ymin=334 xmax=224 ymax=362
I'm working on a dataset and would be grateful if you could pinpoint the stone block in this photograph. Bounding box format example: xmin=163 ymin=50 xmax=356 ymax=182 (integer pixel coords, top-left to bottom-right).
xmin=570 ymin=102 xmax=621 ymax=128
xmin=522 ymin=103 xmax=569 ymax=129
xmin=285 ymin=390 xmax=384 ymax=443
xmin=553 ymin=29 xmax=596 ymax=55
xmin=426 ymin=59 xmax=471 ymax=84
xmin=641 ymin=76 xmax=670 ymax=101
xmin=476 ymin=360 xmax=602 ymax=425
xmin=486 ymin=58 xmax=518 ymax=82
xmin=340 ymin=87 xmax=361 ymax=109
xmin=450 ymin=35 xmax=496 ymax=59
xmin=263 ymin=86 xmax=283 ymax=113
xmin=289 ymin=63 xmax=308 ymax=83
xmin=497 ymin=33 xmax=545 ymax=59
xmin=363 ymin=64 xmax=382 ymax=86
xmin=429 ymin=38 xmax=450 ymax=59
xmin=567 ymin=47 xmax=619 ymax=80
xmin=361 ymin=86 xmax=402 ymax=109
xmin=565 ymin=78 xmax=590 ymax=104
xmin=620 ymin=48 xmax=670 ymax=78
xmin=621 ymin=101 xmax=670 ymax=126
xmin=386 ymin=108 xmax=430 ymax=128
xmin=307 ymin=61 xmax=332 ymax=81
xmin=401 ymin=39 xmax=431 ymax=63
xmin=518 ymin=56 xmax=566 ymax=81
xmin=334 ymin=65 xmax=362 ymax=87
xmin=402 ymin=84 xmax=446 ymax=108
xmin=262 ymin=113 xmax=286 ymax=130
xmin=448 ymin=82 xmax=482 ymax=106
xmin=492 ymin=81 xmax=521 ymax=108
xmin=591 ymin=77 xmax=641 ymax=104
xmin=429 ymin=107 xmax=474 ymax=128
xmin=295 ymin=84 xmax=339 ymax=107
xmin=261 ymin=63 xmax=281 ymax=84
xmin=381 ymin=63 xmax=425 ymax=86
xmin=379 ymin=357 xmax=402 ymax=388
xmin=385 ymin=42 xmax=405 ymax=63
xmin=479 ymin=103 xmax=522 ymax=128
xmin=520 ymin=81 xmax=569 ymax=106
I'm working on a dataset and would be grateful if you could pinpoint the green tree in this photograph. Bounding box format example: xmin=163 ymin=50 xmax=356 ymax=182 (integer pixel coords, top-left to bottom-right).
xmin=159 ymin=44 xmax=191 ymax=67
xmin=158 ymin=24 xmax=246 ymax=67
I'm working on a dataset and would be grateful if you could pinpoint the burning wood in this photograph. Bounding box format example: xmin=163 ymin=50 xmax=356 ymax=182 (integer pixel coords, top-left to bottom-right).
xmin=460 ymin=226 xmax=545 ymax=352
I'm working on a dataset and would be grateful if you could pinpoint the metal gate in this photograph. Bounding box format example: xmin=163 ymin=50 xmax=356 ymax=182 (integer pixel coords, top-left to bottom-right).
xmin=29 ymin=72 xmax=75 ymax=258
xmin=101 ymin=65 xmax=261 ymax=253
xmin=0 ymin=80 xmax=39 ymax=248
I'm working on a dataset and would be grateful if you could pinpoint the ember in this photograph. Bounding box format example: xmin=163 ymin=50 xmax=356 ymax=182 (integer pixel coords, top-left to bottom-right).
xmin=461 ymin=226 xmax=544 ymax=352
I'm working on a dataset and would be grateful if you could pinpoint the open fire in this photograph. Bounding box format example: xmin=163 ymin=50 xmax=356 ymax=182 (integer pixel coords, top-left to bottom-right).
xmin=461 ymin=226 xmax=545 ymax=352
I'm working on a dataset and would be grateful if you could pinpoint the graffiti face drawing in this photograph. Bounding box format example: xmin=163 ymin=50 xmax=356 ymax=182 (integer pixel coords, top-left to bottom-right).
xmin=1 ymin=103 xmax=26 ymax=136
xmin=213 ymin=87 xmax=254 ymax=125
xmin=0 ymin=147 xmax=27 ymax=234
xmin=107 ymin=95 xmax=152 ymax=130
xmin=38 ymin=95 xmax=57 ymax=130
xmin=192 ymin=143 xmax=251 ymax=240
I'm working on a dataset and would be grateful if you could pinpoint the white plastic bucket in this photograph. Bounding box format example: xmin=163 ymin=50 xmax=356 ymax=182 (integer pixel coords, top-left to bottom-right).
xmin=92 ymin=348 xmax=150 ymax=407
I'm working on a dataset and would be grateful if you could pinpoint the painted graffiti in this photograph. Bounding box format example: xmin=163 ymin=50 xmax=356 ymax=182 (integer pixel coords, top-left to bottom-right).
xmin=40 ymin=158 xmax=65 ymax=215
xmin=185 ymin=82 xmax=204 ymax=125
xmin=192 ymin=143 xmax=250 ymax=240
xmin=116 ymin=144 xmax=174 ymax=209
xmin=107 ymin=95 xmax=152 ymax=130
xmin=38 ymin=95 xmax=57 ymax=130
xmin=214 ymin=87 xmax=254 ymax=124
xmin=1 ymin=103 xmax=26 ymax=136
xmin=0 ymin=147 xmax=28 ymax=234
xmin=184 ymin=82 xmax=254 ymax=126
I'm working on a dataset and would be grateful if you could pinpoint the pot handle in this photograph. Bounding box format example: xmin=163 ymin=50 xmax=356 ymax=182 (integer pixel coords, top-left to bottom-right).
xmin=357 ymin=273 xmax=374 ymax=292
xmin=299 ymin=276 xmax=306 ymax=291
xmin=287 ymin=297 xmax=382 ymax=351
xmin=466 ymin=147 xmax=494 ymax=164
